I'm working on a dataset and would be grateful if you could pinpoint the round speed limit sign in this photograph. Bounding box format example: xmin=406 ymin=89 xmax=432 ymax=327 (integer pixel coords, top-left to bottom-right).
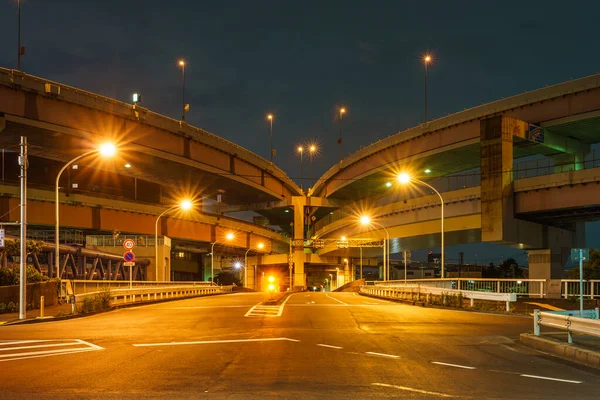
xmin=123 ymin=239 xmax=135 ymax=250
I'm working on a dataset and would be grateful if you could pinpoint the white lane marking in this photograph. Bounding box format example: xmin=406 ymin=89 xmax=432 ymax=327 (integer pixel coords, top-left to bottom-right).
xmin=0 ymin=342 xmax=84 ymax=352
xmin=244 ymin=295 xmax=291 ymax=317
xmin=157 ymin=305 xmax=251 ymax=310
xmin=520 ymin=374 xmax=582 ymax=384
xmin=431 ymin=361 xmax=476 ymax=370
xmin=0 ymin=348 xmax=97 ymax=363
xmin=353 ymin=292 xmax=357 ymax=296
xmin=326 ymin=293 xmax=347 ymax=305
xmin=75 ymin=339 xmax=104 ymax=351
xmin=0 ymin=347 xmax=97 ymax=359
xmin=372 ymin=383 xmax=457 ymax=398
xmin=0 ymin=340 xmax=52 ymax=346
xmin=365 ymin=351 xmax=400 ymax=359
xmin=317 ymin=344 xmax=343 ymax=349
xmin=133 ymin=337 xmax=300 ymax=347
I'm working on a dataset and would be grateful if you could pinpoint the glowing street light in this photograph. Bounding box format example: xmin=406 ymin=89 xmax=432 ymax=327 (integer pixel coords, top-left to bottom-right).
xmin=338 ymin=107 xmax=346 ymax=163
xmin=211 ymin=232 xmax=235 ymax=283
xmin=297 ymin=146 xmax=304 ymax=190
xmin=267 ymin=114 xmax=274 ymax=162
xmin=397 ymin=172 xmax=445 ymax=278
xmin=423 ymin=53 xmax=434 ymax=123
xmin=155 ymin=199 xmax=194 ymax=281
xmin=178 ymin=60 xmax=188 ymax=121
xmin=309 ymin=144 xmax=317 ymax=187
xmin=55 ymin=143 xmax=116 ymax=279
xmin=360 ymin=215 xmax=390 ymax=281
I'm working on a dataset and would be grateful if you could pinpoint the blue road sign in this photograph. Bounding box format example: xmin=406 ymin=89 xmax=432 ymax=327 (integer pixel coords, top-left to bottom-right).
xmin=571 ymin=248 xmax=589 ymax=263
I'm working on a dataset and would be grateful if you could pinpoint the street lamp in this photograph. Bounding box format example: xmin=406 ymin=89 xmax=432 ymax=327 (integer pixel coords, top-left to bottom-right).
xmin=17 ymin=0 xmax=23 ymax=71
xmin=329 ymin=273 xmax=333 ymax=291
xmin=423 ymin=54 xmax=433 ymax=123
xmin=338 ymin=107 xmax=346 ymax=163
xmin=155 ymin=199 xmax=193 ymax=282
xmin=243 ymin=242 xmax=265 ymax=288
xmin=360 ymin=215 xmax=390 ymax=281
xmin=55 ymin=143 xmax=116 ymax=279
xmin=397 ymin=172 xmax=445 ymax=278
xmin=267 ymin=114 xmax=274 ymax=162
xmin=309 ymin=144 xmax=317 ymax=187
xmin=178 ymin=60 xmax=187 ymax=121
xmin=297 ymin=146 xmax=304 ymax=190
xmin=211 ymin=232 xmax=235 ymax=284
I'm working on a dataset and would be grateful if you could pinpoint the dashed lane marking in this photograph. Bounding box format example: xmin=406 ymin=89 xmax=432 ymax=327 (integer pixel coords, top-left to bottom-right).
xmin=0 ymin=339 xmax=103 ymax=362
xmin=365 ymin=351 xmax=401 ymax=359
xmin=520 ymin=374 xmax=582 ymax=384
xmin=317 ymin=344 xmax=343 ymax=349
xmin=372 ymin=383 xmax=459 ymax=398
xmin=431 ymin=361 xmax=476 ymax=370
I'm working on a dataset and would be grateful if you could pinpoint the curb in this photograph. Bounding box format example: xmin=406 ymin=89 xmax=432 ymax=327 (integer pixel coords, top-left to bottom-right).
xmin=520 ymin=333 xmax=600 ymax=370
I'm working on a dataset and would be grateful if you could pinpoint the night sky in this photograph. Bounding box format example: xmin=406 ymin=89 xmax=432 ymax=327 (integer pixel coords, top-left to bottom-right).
xmin=2 ymin=0 xmax=599 ymax=266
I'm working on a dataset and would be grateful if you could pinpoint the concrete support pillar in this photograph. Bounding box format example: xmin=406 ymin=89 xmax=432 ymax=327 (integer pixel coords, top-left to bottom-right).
xmin=292 ymin=196 xmax=307 ymax=289
xmin=528 ymin=248 xmax=570 ymax=280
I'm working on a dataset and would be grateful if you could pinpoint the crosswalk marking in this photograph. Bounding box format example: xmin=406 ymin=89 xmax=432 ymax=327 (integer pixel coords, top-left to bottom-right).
xmin=244 ymin=295 xmax=291 ymax=318
xmin=0 ymin=339 xmax=103 ymax=362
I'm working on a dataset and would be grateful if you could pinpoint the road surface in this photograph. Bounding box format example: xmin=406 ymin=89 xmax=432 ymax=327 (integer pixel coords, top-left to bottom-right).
xmin=1 ymin=292 xmax=598 ymax=399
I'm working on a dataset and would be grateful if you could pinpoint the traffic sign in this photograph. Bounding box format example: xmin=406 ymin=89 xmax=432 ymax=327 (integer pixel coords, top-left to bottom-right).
xmin=123 ymin=251 xmax=135 ymax=262
xmin=123 ymin=261 xmax=135 ymax=267
xmin=571 ymin=248 xmax=589 ymax=263
xmin=0 ymin=229 xmax=4 ymax=247
xmin=123 ymin=239 xmax=135 ymax=250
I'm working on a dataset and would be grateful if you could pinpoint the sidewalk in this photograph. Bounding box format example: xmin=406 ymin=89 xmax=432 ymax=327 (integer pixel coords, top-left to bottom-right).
xmin=0 ymin=303 xmax=75 ymax=325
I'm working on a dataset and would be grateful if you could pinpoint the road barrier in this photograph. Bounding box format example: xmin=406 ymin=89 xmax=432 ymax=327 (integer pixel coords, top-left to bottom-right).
xmin=360 ymin=284 xmax=517 ymax=311
xmin=64 ymin=280 xmax=216 ymax=297
xmin=534 ymin=309 xmax=600 ymax=344
xmin=73 ymin=284 xmax=233 ymax=307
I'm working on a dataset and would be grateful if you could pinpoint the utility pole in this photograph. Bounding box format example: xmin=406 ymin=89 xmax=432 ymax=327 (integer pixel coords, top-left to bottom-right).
xmin=18 ymin=136 xmax=28 ymax=320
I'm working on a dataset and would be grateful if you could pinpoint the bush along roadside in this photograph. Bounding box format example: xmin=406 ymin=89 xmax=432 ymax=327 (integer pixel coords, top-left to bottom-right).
xmin=77 ymin=288 xmax=112 ymax=314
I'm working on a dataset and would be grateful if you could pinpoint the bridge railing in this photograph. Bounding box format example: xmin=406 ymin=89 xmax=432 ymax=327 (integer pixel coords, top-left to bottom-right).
xmin=561 ymin=279 xmax=600 ymax=300
xmin=64 ymin=279 xmax=216 ymax=296
xmin=373 ymin=278 xmax=546 ymax=298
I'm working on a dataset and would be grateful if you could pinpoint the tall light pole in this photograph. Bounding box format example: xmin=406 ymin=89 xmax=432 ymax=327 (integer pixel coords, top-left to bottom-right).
xmin=423 ymin=54 xmax=433 ymax=123
xmin=309 ymin=144 xmax=317 ymax=187
xmin=244 ymin=242 xmax=264 ymax=288
xmin=155 ymin=200 xmax=193 ymax=281
xmin=297 ymin=146 xmax=304 ymax=191
xmin=267 ymin=114 xmax=274 ymax=162
xmin=338 ymin=107 xmax=346 ymax=163
xmin=17 ymin=0 xmax=22 ymax=71
xmin=55 ymin=143 xmax=116 ymax=279
xmin=18 ymin=136 xmax=27 ymax=319
xmin=211 ymin=232 xmax=235 ymax=284
xmin=397 ymin=172 xmax=445 ymax=278
xmin=360 ymin=215 xmax=390 ymax=281
xmin=179 ymin=60 xmax=186 ymax=121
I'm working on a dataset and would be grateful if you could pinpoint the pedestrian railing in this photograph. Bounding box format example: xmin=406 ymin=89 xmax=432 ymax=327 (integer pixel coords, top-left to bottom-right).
xmin=360 ymin=284 xmax=517 ymax=311
xmin=65 ymin=280 xmax=216 ymax=296
xmin=534 ymin=309 xmax=600 ymax=344
xmin=561 ymin=280 xmax=600 ymax=300
xmin=73 ymin=284 xmax=232 ymax=307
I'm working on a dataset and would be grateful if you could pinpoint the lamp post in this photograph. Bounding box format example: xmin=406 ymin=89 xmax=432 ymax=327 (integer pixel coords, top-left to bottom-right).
xmin=329 ymin=274 xmax=333 ymax=291
xmin=267 ymin=114 xmax=274 ymax=162
xmin=360 ymin=215 xmax=390 ymax=281
xmin=211 ymin=232 xmax=235 ymax=284
xmin=423 ymin=54 xmax=433 ymax=123
xmin=243 ymin=242 xmax=265 ymax=288
xmin=179 ymin=60 xmax=186 ymax=121
xmin=397 ymin=172 xmax=445 ymax=278
xmin=297 ymin=146 xmax=304 ymax=190
xmin=17 ymin=0 xmax=22 ymax=70
xmin=55 ymin=143 xmax=116 ymax=279
xmin=309 ymin=145 xmax=316 ymax=187
xmin=338 ymin=107 xmax=346 ymax=163
xmin=155 ymin=200 xmax=193 ymax=282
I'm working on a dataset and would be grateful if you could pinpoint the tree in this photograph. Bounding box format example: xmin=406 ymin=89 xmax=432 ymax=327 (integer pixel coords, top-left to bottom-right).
xmin=213 ymin=271 xmax=242 ymax=286
xmin=0 ymin=239 xmax=44 ymax=259
xmin=568 ymin=249 xmax=600 ymax=280
xmin=499 ymin=258 xmax=521 ymax=278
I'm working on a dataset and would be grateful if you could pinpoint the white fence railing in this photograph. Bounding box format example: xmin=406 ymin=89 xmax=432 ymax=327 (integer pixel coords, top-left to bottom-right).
xmin=367 ymin=278 xmax=600 ymax=299
xmin=360 ymin=284 xmax=517 ymax=311
xmin=534 ymin=309 xmax=600 ymax=344
xmin=64 ymin=280 xmax=216 ymax=297
xmin=72 ymin=284 xmax=233 ymax=309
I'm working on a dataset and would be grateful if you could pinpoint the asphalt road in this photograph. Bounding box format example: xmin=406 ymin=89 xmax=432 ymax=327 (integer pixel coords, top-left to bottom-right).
xmin=1 ymin=292 xmax=599 ymax=399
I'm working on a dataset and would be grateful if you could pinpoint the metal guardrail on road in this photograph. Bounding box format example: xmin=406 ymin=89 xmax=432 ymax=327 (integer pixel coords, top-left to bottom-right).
xmin=64 ymin=280 xmax=217 ymax=297
xmin=534 ymin=309 xmax=600 ymax=344
xmin=361 ymin=284 xmax=517 ymax=311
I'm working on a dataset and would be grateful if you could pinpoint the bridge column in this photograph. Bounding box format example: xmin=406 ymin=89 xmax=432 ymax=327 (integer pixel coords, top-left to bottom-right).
xmin=291 ymin=196 xmax=307 ymax=289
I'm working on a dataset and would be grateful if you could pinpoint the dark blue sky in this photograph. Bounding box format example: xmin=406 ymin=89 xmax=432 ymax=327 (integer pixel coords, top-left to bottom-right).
xmin=2 ymin=0 xmax=599 ymax=265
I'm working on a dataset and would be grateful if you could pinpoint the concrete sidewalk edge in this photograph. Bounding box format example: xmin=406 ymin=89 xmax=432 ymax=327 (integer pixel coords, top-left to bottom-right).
xmin=520 ymin=333 xmax=600 ymax=370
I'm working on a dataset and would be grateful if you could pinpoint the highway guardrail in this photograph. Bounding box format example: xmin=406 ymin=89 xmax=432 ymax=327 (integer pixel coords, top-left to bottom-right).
xmin=361 ymin=284 xmax=517 ymax=311
xmin=534 ymin=309 xmax=600 ymax=344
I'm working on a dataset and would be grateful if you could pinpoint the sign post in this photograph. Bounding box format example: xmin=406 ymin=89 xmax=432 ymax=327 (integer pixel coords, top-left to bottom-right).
xmin=403 ymin=250 xmax=411 ymax=283
xmin=571 ymin=248 xmax=589 ymax=316
xmin=123 ymin=251 xmax=136 ymax=289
